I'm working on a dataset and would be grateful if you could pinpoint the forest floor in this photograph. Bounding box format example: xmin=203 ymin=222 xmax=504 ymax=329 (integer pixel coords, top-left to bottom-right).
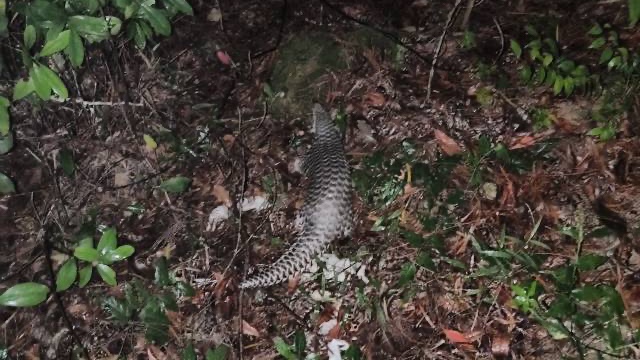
xmin=3 ymin=0 xmax=640 ymax=359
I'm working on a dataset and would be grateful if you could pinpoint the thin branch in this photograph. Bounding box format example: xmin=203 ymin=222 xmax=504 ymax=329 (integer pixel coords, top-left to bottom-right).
xmin=426 ymin=0 xmax=463 ymax=101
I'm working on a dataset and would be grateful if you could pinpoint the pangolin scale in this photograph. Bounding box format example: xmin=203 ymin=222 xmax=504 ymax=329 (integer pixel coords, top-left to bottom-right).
xmin=239 ymin=104 xmax=353 ymax=289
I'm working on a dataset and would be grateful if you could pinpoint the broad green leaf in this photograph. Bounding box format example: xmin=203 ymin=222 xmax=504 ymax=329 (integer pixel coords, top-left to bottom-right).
xmin=0 ymin=98 xmax=9 ymax=135
xmin=524 ymin=24 xmax=539 ymax=37
xmin=553 ymin=75 xmax=564 ymax=95
xmin=556 ymin=59 xmax=575 ymax=73
xmin=56 ymin=258 xmax=77 ymax=292
xmin=182 ymin=343 xmax=197 ymax=360
xmin=103 ymin=245 xmax=135 ymax=263
xmin=97 ymin=228 xmax=117 ymax=254
xmin=29 ymin=66 xmax=51 ymax=100
xmin=563 ymin=77 xmax=575 ymax=96
xmin=69 ymin=15 xmax=122 ymax=43
xmin=13 ymin=78 xmax=35 ymax=100
xmin=630 ymin=0 xmax=640 ymax=26
xmin=206 ymin=345 xmax=229 ymax=360
xmin=140 ymin=298 xmax=170 ymax=344
xmin=293 ymin=330 xmax=305 ymax=357
xmin=0 ymin=132 xmax=13 ymax=154
xmin=96 ymin=264 xmax=117 ymax=286
xmin=542 ymin=53 xmax=553 ymax=67
xmin=587 ymin=23 xmax=603 ymax=36
xmin=74 ymin=246 xmax=99 ymax=262
xmin=0 ymin=282 xmax=49 ymax=307
xmin=159 ymin=176 xmax=191 ymax=193
xmin=140 ymin=4 xmax=171 ymax=36
xmin=143 ymin=134 xmax=157 ymax=150
xmin=154 ymin=256 xmax=170 ymax=286
xmin=416 ymin=251 xmax=435 ymax=270
xmin=599 ymin=48 xmax=614 ymax=64
xmin=64 ymin=30 xmax=85 ymax=67
xmin=589 ymin=36 xmax=606 ymax=49
xmin=39 ymin=29 xmax=70 ymax=56
xmin=0 ymin=172 xmax=15 ymax=194
xmin=510 ymin=39 xmax=522 ymax=58
xmin=273 ymin=337 xmax=296 ymax=360
xmin=77 ymin=236 xmax=93 ymax=249
xmin=576 ymin=253 xmax=607 ymax=270
xmin=78 ymin=264 xmax=92 ymax=287
xmin=533 ymin=67 xmax=546 ymax=84
xmin=37 ymin=65 xmax=68 ymax=99
xmin=519 ymin=65 xmax=532 ymax=82
xmin=59 ymin=148 xmax=74 ymax=176
xmin=23 ymin=24 xmax=36 ymax=49
xmin=608 ymin=55 xmax=622 ymax=70
xmin=164 ymin=0 xmax=193 ymax=16
xmin=174 ymin=281 xmax=195 ymax=297
xmin=129 ymin=21 xmax=147 ymax=49
xmin=124 ymin=3 xmax=140 ymax=19
xmin=398 ymin=262 xmax=416 ymax=287
xmin=572 ymin=285 xmax=604 ymax=302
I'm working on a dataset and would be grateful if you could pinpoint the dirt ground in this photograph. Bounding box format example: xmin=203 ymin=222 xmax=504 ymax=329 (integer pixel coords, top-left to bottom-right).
xmin=2 ymin=0 xmax=640 ymax=359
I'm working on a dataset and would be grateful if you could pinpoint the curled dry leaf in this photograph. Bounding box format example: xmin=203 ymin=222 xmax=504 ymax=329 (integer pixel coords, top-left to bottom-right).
xmin=434 ymin=129 xmax=463 ymax=155
xmin=363 ymin=92 xmax=386 ymax=107
xmin=213 ymin=184 xmax=231 ymax=207
xmin=242 ymin=320 xmax=261 ymax=337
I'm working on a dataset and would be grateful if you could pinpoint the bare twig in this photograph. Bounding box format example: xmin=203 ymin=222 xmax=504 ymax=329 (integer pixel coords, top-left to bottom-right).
xmin=493 ymin=16 xmax=505 ymax=62
xmin=50 ymin=97 xmax=145 ymax=107
xmin=426 ymin=0 xmax=463 ymax=101
xmin=460 ymin=0 xmax=475 ymax=30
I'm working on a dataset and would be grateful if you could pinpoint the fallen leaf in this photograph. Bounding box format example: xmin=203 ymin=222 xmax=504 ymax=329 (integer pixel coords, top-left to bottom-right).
xmin=207 ymin=8 xmax=222 ymax=22
xmin=363 ymin=92 xmax=386 ymax=107
xmin=242 ymin=320 xmax=261 ymax=337
xmin=434 ymin=129 xmax=463 ymax=155
xmin=491 ymin=333 xmax=511 ymax=357
xmin=508 ymin=134 xmax=536 ymax=150
xmin=213 ymin=184 xmax=231 ymax=206
xmin=443 ymin=328 xmax=471 ymax=344
xmin=216 ymin=50 xmax=232 ymax=65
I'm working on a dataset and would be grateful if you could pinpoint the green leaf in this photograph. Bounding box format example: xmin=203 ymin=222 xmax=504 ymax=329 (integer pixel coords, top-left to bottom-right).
xmin=572 ymin=285 xmax=604 ymax=302
xmin=29 ymin=66 xmax=51 ymax=100
xmin=174 ymin=281 xmax=195 ymax=297
xmin=553 ymin=75 xmax=564 ymax=95
xmin=519 ymin=65 xmax=532 ymax=82
xmin=542 ymin=53 xmax=553 ymax=67
xmin=273 ymin=337 xmax=296 ymax=360
xmin=141 ymin=297 xmax=170 ymax=344
xmin=524 ymin=24 xmax=539 ymax=37
xmin=0 ymin=132 xmax=13 ymax=154
xmin=587 ymin=23 xmax=603 ymax=36
xmin=608 ymin=55 xmax=622 ymax=70
xmin=140 ymin=4 xmax=171 ymax=36
xmin=103 ymin=245 xmax=135 ymax=263
xmin=206 ymin=345 xmax=229 ymax=360
xmin=576 ymin=253 xmax=607 ymax=270
xmin=13 ymin=78 xmax=35 ymax=100
xmin=159 ymin=176 xmax=191 ymax=193
xmin=56 ymin=258 xmax=77 ymax=292
xmin=65 ymin=30 xmax=85 ymax=67
xmin=556 ymin=59 xmax=575 ymax=73
xmin=59 ymin=148 xmax=75 ymax=176
xmin=0 ymin=282 xmax=49 ymax=307
xmin=182 ymin=343 xmax=197 ymax=360
xmin=69 ymin=15 xmax=122 ymax=43
xmin=36 ymin=65 xmax=68 ymax=99
xmin=144 ymin=134 xmax=157 ymax=150
xmin=24 ymin=25 xmax=36 ymax=49
xmin=78 ymin=236 xmax=94 ymax=249
xmin=164 ymin=0 xmax=194 ymax=16
xmin=155 ymin=256 xmax=170 ymax=286
xmin=510 ymin=39 xmax=522 ymax=58
xmin=0 ymin=98 xmax=9 ymax=135
xmin=398 ymin=262 xmax=416 ymax=287
xmin=74 ymin=246 xmax=99 ymax=262
xmin=599 ymin=48 xmax=614 ymax=64
xmin=589 ymin=36 xmax=606 ymax=49
xmin=0 ymin=172 xmax=15 ymax=194
xmin=563 ymin=77 xmax=575 ymax=96
xmin=78 ymin=264 xmax=93 ymax=287
xmin=294 ymin=330 xmax=306 ymax=357
xmin=630 ymin=0 xmax=640 ymax=26
xmin=97 ymin=228 xmax=117 ymax=254
xmin=96 ymin=264 xmax=117 ymax=286
xmin=39 ymin=29 xmax=70 ymax=57
xmin=533 ymin=67 xmax=546 ymax=84
xmin=416 ymin=251 xmax=435 ymax=270
xmin=128 ymin=21 xmax=147 ymax=49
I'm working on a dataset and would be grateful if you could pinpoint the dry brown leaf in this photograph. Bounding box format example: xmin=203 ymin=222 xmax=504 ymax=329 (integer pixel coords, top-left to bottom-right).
xmin=434 ymin=129 xmax=463 ymax=155
xmin=213 ymin=184 xmax=231 ymax=207
xmin=327 ymin=321 xmax=341 ymax=340
xmin=619 ymin=274 xmax=640 ymax=329
xmin=508 ymin=134 xmax=536 ymax=150
xmin=363 ymin=92 xmax=386 ymax=107
xmin=242 ymin=320 xmax=261 ymax=337
xmin=114 ymin=171 xmax=130 ymax=187
xmin=223 ymin=133 xmax=235 ymax=146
